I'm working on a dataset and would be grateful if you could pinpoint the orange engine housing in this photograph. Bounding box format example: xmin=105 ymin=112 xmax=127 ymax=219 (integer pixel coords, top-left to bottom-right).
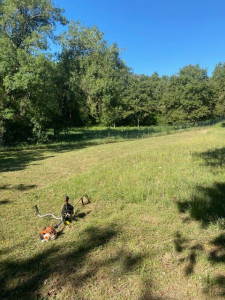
xmin=40 ymin=226 xmax=57 ymax=242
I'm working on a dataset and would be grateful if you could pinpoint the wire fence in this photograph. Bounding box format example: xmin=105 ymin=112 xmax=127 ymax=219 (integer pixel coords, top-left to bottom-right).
xmin=1 ymin=117 xmax=224 ymax=150
xmin=54 ymin=117 xmax=225 ymax=144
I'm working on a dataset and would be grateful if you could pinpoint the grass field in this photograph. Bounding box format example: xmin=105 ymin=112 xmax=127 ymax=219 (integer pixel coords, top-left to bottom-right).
xmin=1 ymin=125 xmax=225 ymax=299
xmin=1 ymin=122 xmax=215 ymax=151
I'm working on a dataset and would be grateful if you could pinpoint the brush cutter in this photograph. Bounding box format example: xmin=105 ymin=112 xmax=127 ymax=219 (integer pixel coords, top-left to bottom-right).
xmin=34 ymin=194 xmax=90 ymax=242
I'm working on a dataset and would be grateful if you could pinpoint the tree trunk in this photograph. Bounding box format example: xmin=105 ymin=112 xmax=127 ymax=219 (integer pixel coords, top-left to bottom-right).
xmin=0 ymin=125 xmax=4 ymax=146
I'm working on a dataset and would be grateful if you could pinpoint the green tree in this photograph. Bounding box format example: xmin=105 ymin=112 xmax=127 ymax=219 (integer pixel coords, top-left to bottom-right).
xmin=161 ymin=65 xmax=213 ymax=124
xmin=211 ymin=62 xmax=225 ymax=118
xmin=58 ymin=22 xmax=128 ymax=127
xmin=122 ymin=73 xmax=163 ymax=126
xmin=0 ymin=0 xmax=66 ymax=144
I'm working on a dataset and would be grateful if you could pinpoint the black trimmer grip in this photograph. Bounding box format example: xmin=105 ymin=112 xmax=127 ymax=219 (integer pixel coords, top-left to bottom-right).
xmin=34 ymin=205 xmax=39 ymax=215
xmin=54 ymin=219 xmax=63 ymax=229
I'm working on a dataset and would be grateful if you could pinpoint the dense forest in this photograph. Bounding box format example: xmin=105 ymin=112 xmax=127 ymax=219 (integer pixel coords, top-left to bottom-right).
xmin=1 ymin=0 xmax=225 ymax=145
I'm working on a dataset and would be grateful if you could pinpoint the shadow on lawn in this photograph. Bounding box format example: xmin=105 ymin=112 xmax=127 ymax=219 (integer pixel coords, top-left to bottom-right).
xmin=205 ymin=234 xmax=225 ymax=297
xmin=175 ymin=182 xmax=225 ymax=278
xmin=140 ymin=279 xmax=167 ymax=300
xmin=0 ymin=130 xmax=141 ymax=174
xmin=176 ymin=188 xmax=225 ymax=297
xmin=0 ymin=125 xmax=193 ymax=174
xmin=176 ymin=182 xmax=225 ymax=228
xmin=175 ymin=146 xmax=225 ymax=297
xmin=0 ymin=151 xmax=56 ymax=173
xmin=0 ymin=140 xmax=109 ymax=173
xmin=173 ymin=231 xmax=204 ymax=277
xmin=0 ymin=199 xmax=11 ymax=205
xmin=57 ymin=127 xmax=164 ymax=144
xmin=194 ymin=147 xmax=225 ymax=171
xmin=0 ymin=184 xmax=37 ymax=191
xmin=0 ymin=142 xmax=94 ymax=173
xmin=204 ymin=232 xmax=225 ymax=298
xmin=204 ymin=275 xmax=225 ymax=298
xmin=0 ymin=224 xmax=146 ymax=300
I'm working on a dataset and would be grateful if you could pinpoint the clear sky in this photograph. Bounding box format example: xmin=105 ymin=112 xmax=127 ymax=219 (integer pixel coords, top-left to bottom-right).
xmin=53 ymin=0 xmax=225 ymax=77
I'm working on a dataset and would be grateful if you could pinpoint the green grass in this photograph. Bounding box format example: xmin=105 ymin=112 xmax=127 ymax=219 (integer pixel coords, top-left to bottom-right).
xmin=0 ymin=122 xmax=214 ymax=151
xmin=1 ymin=125 xmax=225 ymax=299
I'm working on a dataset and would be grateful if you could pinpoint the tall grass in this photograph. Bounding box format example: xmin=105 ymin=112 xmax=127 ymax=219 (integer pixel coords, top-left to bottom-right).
xmin=1 ymin=120 xmax=218 ymax=152
xmin=1 ymin=125 xmax=225 ymax=299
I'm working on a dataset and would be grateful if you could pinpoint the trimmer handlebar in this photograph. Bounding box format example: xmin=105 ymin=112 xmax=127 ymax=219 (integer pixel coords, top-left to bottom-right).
xmin=34 ymin=205 xmax=40 ymax=215
xmin=34 ymin=205 xmax=61 ymax=220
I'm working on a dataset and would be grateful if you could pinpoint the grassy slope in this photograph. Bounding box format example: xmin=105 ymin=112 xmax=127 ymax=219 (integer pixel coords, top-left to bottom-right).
xmin=1 ymin=126 xmax=225 ymax=299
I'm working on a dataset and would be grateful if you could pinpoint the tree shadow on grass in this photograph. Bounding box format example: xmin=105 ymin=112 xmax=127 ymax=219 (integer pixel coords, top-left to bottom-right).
xmin=194 ymin=147 xmax=225 ymax=171
xmin=204 ymin=275 xmax=225 ymax=298
xmin=0 ymin=142 xmax=97 ymax=173
xmin=0 ymin=224 xmax=146 ymax=300
xmin=187 ymin=147 xmax=225 ymax=227
xmin=175 ymin=181 xmax=225 ymax=291
xmin=173 ymin=231 xmax=188 ymax=253
xmin=0 ymin=138 xmax=118 ymax=173
xmin=0 ymin=125 xmax=195 ymax=174
xmin=0 ymin=225 xmax=117 ymax=299
xmin=175 ymin=147 xmax=225 ymax=297
xmin=0 ymin=199 xmax=11 ymax=205
xmin=203 ymin=234 xmax=225 ymax=297
xmin=176 ymin=182 xmax=225 ymax=228
xmin=140 ymin=279 xmax=167 ymax=300
xmin=0 ymin=184 xmax=37 ymax=191
xmin=173 ymin=231 xmax=204 ymax=277
xmin=209 ymin=234 xmax=225 ymax=264
xmin=176 ymin=182 xmax=225 ymax=296
xmin=57 ymin=127 xmax=161 ymax=144
xmin=0 ymin=151 xmax=56 ymax=173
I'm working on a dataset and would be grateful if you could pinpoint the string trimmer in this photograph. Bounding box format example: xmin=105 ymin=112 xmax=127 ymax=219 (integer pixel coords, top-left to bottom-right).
xmin=34 ymin=194 xmax=90 ymax=242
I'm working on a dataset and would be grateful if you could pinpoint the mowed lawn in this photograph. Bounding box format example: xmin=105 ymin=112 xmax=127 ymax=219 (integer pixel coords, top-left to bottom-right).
xmin=1 ymin=126 xmax=225 ymax=300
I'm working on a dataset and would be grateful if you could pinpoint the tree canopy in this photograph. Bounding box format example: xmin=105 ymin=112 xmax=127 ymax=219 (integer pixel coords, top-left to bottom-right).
xmin=0 ymin=0 xmax=224 ymax=145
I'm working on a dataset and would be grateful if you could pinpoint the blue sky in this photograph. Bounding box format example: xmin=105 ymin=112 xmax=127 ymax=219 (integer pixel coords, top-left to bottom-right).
xmin=53 ymin=0 xmax=225 ymax=77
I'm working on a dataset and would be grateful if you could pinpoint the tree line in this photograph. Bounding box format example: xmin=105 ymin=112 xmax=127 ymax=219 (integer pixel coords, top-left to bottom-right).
xmin=0 ymin=0 xmax=225 ymax=145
